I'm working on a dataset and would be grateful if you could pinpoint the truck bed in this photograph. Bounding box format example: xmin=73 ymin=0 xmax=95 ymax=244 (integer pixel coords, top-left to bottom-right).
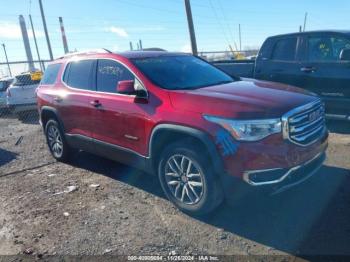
xmin=213 ymin=60 xmax=255 ymax=78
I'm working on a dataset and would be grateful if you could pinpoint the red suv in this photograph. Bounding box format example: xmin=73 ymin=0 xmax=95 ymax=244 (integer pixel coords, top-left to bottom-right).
xmin=37 ymin=50 xmax=328 ymax=215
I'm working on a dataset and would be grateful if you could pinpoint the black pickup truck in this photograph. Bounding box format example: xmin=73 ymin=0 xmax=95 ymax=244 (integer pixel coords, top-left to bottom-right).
xmin=215 ymin=31 xmax=350 ymax=120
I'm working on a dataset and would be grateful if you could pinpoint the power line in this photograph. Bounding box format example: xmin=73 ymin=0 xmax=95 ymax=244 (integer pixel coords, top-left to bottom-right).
xmin=29 ymin=14 xmax=43 ymax=71
xmin=218 ymin=0 xmax=235 ymax=41
xmin=207 ymin=0 xmax=231 ymax=47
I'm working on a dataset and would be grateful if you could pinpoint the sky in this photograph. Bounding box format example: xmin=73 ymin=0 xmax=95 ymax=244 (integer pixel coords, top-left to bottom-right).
xmin=0 ymin=0 xmax=350 ymax=75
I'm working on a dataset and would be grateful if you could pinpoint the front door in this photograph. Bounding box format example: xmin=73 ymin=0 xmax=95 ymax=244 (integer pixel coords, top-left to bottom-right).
xmin=91 ymin=59 xmax=148 ymax=159
xmin=299 ymin=34 xmax=350 ymax=115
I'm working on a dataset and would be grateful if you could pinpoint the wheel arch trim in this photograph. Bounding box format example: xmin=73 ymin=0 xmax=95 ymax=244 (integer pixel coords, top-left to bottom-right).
xmin=40 ymin=106 xmax=65 ymax=132
xmin=148 ymin=124 xmax=224 ymax=173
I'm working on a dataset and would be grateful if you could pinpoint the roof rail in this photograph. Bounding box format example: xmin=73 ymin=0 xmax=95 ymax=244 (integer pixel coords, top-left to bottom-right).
xmin=57 ymin=48 xmax=113 ymax=59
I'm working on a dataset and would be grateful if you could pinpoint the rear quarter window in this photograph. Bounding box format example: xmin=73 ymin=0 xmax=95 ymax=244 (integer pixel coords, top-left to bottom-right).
xmin=41 ymin=63 xmax=62 ymax=85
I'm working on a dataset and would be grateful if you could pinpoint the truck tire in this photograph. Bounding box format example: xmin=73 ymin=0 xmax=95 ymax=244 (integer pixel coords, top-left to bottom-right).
xmin=45 ymin=119 xmax=70 ymax=162
xmin=158 ymin=140 xmax=224 ymax=216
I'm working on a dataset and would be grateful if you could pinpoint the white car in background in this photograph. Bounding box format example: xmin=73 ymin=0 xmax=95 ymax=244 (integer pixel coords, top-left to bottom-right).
xmin=7 ymin=72 xmax=41 ymax=118
xmin=0 ymin=77 xmax=14 ymax=112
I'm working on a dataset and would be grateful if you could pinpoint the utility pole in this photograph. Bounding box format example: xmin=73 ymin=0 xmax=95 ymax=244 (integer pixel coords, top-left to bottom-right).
xmin=1 ymin=44 xmax=12 ymax=77
xmin=59 ymin=17 xmax=69 ymax=54
xmin=39 ymin=0 xmax=53 ymax=60
xmin=29 ymin=15 xmax=43 ymax=71
xmin=239 ymin=24 xmax=242 ymax=52
xmin=139 ymin=39 xmax=143 ymax=50
xmin=299 ymin=25 xmax=302 ymax=32
xmin=184 ymin=0 xmax=198 ymax=55
xmin=303 ymin=12 xmax=308 ymax=32
xmin=19 ymin=15 xmax=35 ymax=71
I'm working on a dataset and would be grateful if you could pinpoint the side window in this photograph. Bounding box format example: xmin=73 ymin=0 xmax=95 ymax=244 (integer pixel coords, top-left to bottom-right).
xmin=271 ymin=38 xmax=297 ymax=61
xmin=308 ymin=36 xmax=350 ymax=62
xmin=64 ymin=60 xmax=95 ymax=90
xmin=41 ymin=63 xmax=61 ymax=85
xmin=332 ymin=37 xmax=350 ymax=59
xmin=258 ymin=38 xmax=273 ymax=60
xmin=96 ymin=59 xmax=135 ymax=94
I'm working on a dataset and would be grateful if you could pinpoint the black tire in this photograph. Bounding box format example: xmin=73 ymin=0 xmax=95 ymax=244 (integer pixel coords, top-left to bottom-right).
xmin=45 ymin=119 xmax=70 ymax=162
xmin=158 ymin=140 xmax=224 ymax=216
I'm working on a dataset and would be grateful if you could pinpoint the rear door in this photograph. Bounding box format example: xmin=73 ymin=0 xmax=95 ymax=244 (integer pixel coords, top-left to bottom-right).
xmin=299 ymin=33 xmax=350 ymax=115
xmin=255 ymin=36 xmax=305 ymax=87
xmin=59 ymin=59 xmax=97 ymax=139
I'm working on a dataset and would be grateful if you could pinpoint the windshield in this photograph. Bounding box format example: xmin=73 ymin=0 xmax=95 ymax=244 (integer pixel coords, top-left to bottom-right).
xmin=131 ymin=55 xmax=234 ymax=90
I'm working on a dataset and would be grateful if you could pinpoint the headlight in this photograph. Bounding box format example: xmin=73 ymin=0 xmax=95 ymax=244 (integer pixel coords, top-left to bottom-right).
xmin=204 ymin=115 xmax=282 ymax=141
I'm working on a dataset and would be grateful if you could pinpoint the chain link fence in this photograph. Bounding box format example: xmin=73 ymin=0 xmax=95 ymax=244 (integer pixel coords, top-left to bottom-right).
xmin=0 ymin=61 xmax=54 ymax=176
xmin=199 ymin=50 xmax=259 ymax=62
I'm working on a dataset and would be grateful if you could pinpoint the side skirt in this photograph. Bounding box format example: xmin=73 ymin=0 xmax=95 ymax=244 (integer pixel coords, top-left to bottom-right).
xmin=65 ymin=134 xmax=153 ymax=174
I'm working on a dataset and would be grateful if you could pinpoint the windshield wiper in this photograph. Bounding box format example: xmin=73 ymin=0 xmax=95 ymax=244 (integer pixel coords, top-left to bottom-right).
xmin=170 ymin=80 xmax=234 ymax=90
xmin=213 ymin=80 xmax=234 ymax=85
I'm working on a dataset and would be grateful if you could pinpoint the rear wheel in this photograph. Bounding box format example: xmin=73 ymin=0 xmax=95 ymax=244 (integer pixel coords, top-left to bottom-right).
xmin=45 ymin=119 xmax=70 ymax=162
xmin=158 ymin=140 xmax=223 ymax=216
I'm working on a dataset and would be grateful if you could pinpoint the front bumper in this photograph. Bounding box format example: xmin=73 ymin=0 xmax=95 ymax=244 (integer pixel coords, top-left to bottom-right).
xmin=220 ymin=151 xmax=326 ymax=200
xmin=217 ymin=129 xmax=328 ymax=199
xmin=244 ymin=153 xmax=326 ymax=195
xmin=243 ymin=152 xmax=325 ymax=186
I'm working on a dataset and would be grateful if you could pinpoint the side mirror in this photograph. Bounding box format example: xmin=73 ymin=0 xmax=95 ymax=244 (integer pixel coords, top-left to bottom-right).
xmin=340 ymin=48 xmax=350 ymax=61
xmin=117 ymin=80 xmax=135 ymax=95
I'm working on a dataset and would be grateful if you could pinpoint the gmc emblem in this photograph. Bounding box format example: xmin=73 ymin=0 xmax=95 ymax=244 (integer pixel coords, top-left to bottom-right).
xmin=309 ymin=109 xmax=322 ymax=122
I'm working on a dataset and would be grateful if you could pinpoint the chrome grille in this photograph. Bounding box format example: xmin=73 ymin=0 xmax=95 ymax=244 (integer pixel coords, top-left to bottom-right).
xmin=283 ymin=100 xmax=326 ymax=146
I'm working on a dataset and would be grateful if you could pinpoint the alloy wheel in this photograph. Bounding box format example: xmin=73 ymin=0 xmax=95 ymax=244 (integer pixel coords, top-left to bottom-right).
xmin=164 ymin=154 xmax=204 ymax=205
xmin=47 ymin=125 xmax=63 ymax=158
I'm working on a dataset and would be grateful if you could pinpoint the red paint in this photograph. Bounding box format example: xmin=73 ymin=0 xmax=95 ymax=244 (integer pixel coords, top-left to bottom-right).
xmin=37 ymin=51 xmax=328 ymax=179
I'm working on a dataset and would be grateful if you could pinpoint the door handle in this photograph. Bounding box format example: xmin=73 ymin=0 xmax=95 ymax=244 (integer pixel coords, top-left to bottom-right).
xmin=90 ymin=100 xmax=102 ymax=108
xmin=300 ymin=67 xmax=316 ymax=73
xmin=53 ymin=96 xmax=63 ymax=102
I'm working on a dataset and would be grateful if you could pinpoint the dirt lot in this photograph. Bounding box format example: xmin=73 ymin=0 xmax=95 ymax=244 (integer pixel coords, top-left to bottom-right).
xmin=0 ymin=115 xmax=350 ymax=260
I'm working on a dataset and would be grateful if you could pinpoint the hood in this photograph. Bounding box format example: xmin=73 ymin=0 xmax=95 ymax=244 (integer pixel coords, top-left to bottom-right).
xmin=169 ymin=79 xmax=318 ymax=119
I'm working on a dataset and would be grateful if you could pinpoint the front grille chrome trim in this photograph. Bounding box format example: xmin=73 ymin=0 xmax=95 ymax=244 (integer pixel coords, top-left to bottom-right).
xmin=290 ymin=125 xmax=325 ymax=142
xmin=290 ymin=117 xmax=324 ymax=133
xmin=282 ymin=99 xmax=326 ymax=147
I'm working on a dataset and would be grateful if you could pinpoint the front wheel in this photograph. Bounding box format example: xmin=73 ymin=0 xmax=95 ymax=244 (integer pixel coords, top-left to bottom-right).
xmin=158 ymin=141 xmax=223 ymax=216
xmin=45 ymin=119 xmax=70 ymax=162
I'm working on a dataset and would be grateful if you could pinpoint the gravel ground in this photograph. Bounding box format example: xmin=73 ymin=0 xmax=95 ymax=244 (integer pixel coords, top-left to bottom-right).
xmin=0 ymin=115 xmax=349 ymax=260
